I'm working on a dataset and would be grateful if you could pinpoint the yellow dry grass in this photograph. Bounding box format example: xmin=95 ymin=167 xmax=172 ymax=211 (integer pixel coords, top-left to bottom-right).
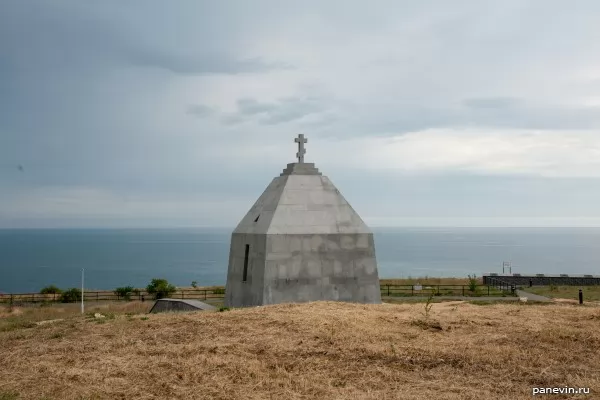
xmin=0 ymin=302 xmax=152 ymax=325
xmin=1 ymin=301 xmax=599 ymax=400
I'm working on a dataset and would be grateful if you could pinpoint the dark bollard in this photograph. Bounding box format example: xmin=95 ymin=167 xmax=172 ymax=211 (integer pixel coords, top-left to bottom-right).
xmin=578 ymin=289 xmax=583 ymax=305
xmin=529 ymin=279 xmax=533 ymax=288
xmin=141 ymin=295 xmax=145 ymax=303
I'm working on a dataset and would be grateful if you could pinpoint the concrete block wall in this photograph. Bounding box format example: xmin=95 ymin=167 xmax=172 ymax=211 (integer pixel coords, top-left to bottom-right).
xmin=263 ymin=233 xmax=380 ymax=305
xmin=225 ymin=233 xmax=267 ymax=307
xmin=226 ymin=233 xmax=381 ymax=307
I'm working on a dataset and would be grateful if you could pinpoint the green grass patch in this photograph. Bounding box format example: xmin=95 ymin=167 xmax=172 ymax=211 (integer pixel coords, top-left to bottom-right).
xmin=0 ymin=391 xmax=19 ymax=400
xmin=526 ymin=285 xmax=600 ymax=301
xmin=0 ymin=319 xmax=37 ymax=333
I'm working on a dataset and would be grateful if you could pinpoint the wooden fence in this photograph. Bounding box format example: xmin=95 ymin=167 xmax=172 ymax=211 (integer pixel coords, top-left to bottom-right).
xmin=0 ymin=288 xmax=225 ymax=304
xmin=0 ymin=284 xmax=511 ymax=304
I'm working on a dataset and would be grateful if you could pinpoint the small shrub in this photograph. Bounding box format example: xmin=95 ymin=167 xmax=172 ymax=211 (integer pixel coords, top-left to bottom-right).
xmin=140 ymin=317 xmax=149 ymax=321
xmin=114 ymin=286 xmax=135 ymax=301
xmin=218 ymin=306 xmax=230 ymax=312
xmin=423 ymin=289 xmax=435 ymax=318
xmin=60 ymin=288 xmax=81 ymax=303
xmin=146 ymin=278 xmax=176 ymax=300
xmin=40 ymin=285 xmax=62 ymax=295
xmin=50 ymin=332 xmax=64 ymax=339
xmin=468 ymin=274 xmax=478 ymax=292
xmin=550 ymin=284 xmax=558 ymax=292
xmin=191 ymin=281 xmax=198 ymax=288
xmin=213 ymin=287 xmax=225 ymax=295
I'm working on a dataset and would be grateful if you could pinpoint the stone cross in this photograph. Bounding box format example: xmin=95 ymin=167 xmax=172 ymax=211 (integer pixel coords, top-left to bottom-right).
xmin=295 ymin=134 xmax=307 ymax=163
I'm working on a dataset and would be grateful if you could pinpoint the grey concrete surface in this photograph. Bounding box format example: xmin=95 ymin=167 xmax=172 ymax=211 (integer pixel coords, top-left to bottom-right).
xmin=149 ymin=299 xmax=217 ymax=313
xmin=515 ymin=290 xmax=552 ymax=302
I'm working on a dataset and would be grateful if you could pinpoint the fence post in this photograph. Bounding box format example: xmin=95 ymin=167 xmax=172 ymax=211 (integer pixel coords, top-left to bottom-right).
xmin=182 ymin=290 xmax=185 ymax=299
xmin=488 ymin=286 xmax=490 ymax=296
xmin=387 ymin=285 xmax=390 ymax=296
xmin=462 ymin=286 xmax=464 ymax=296
xmin=204 ymin=290 xmax=207 ymax=300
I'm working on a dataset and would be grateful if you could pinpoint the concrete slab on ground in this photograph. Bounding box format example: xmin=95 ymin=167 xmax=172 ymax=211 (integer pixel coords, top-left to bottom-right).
xmin=515 ymin=290 xmax=552 ymax=302
xmin=150 ymin=299 xmax=217 ymax=313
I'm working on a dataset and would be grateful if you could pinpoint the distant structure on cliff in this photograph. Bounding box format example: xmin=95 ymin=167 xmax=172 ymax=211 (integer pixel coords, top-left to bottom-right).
xmin=225 ymin=134 xmax=381 ymax=308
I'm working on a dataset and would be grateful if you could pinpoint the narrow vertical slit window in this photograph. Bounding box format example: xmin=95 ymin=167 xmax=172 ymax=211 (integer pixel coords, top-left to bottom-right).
xmin=242 ymin=244 xmax=250 ymax=282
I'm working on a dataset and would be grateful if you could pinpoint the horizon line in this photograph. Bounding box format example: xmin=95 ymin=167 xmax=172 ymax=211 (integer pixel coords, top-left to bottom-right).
xmin=2 ymin=225 xmax=600 ymax=230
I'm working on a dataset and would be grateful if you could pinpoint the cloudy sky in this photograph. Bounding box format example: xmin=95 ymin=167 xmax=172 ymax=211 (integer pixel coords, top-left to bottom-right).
xmin=2 ymin=0 xmax=600 ymax=228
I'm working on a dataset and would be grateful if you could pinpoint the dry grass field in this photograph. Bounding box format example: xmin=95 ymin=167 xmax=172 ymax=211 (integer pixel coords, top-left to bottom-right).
xmin=1 ymin=300 xmax=599 ymax=400
xmin=526 ymin=285 xmax=600 ymax=302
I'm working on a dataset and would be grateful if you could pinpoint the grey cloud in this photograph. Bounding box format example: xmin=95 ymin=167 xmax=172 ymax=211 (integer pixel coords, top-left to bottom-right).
xmin=221 ymin=114 xmax=248 ymax=126
xmin=237 ymin=99 xmax=278 ymax=115
xmin=228 ymin=97 xmax=327 ymax=125
xmin=0 ymin=2 xmax=290 ymax=84
xmin=3 ymin=1 xmax=600 ymax=228
xmin=129 ymin=52 xmax=292 ymax=75
xmin=325 ymin=100 xmax=600 ymax=138
xmin=261 ymin=97 xmax=324 ymax=125
xmin=187 ymin=104 xmax=216 ymax=118
xmin=461 ymin=101 xmax=600 ymax=131
xmin=463 ymin=97 xmax=522 ymax=109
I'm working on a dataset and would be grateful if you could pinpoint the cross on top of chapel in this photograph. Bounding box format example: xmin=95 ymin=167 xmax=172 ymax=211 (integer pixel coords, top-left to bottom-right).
xmin=294 ymin=134 xmax=307 ymax=163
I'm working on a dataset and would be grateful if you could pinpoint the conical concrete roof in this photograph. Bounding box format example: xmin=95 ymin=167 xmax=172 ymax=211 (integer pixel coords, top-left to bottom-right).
xmin=234 ymin=162 xmax=371 ymax=235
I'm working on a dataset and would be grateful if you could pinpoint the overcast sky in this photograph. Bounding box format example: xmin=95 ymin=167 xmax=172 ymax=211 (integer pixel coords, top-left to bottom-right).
xmin=2 ymin=0 xmax=600 ymax=228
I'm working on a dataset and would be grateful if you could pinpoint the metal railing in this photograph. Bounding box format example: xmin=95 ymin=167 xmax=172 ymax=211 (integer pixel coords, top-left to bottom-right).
xmin=379 ymin=284 xmax=511 ymax=297
xmin=485 ymin=278 xmax=516 ymax=295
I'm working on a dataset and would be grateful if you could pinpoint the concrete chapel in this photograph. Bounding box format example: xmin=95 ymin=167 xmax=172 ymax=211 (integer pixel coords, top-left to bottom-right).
xmin=224 ymin=134 xmax=381 ymax=307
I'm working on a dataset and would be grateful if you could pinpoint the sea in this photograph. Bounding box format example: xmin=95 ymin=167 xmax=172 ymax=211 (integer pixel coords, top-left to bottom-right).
xmin=1 ymin=227 xmax=599 ymax=293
